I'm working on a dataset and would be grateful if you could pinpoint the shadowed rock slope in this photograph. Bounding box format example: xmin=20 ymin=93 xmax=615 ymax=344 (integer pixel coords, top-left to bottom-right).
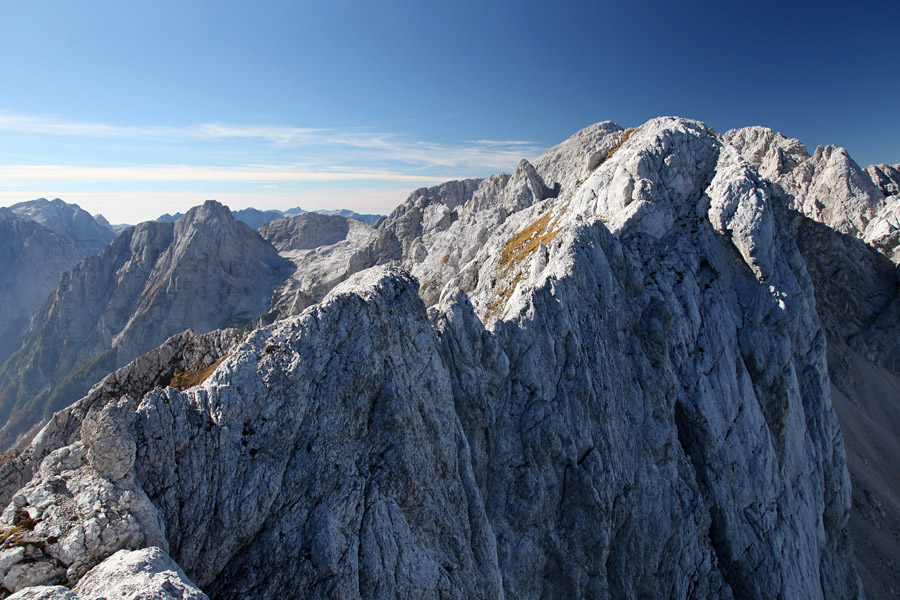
xmin=0 ymin=201 xmax=291 ymax=449
xmin=0 ymin=211 xmax=84 ymax=364
xmin=0 ymin=199 xmax=117 ymax=365
xmin=0 ymin=118 xmax=863 ymax=599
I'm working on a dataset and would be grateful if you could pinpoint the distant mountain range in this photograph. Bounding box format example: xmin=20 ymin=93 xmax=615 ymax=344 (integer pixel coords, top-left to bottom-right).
xmin=154 ymin=206 xmax=384 ymax=229
xmin=6 ymin=197 xmax=116 ymax=256
xmin=0 ymin=199 xmax=385 ymax=439
xmin=0 ymin=201 xmax=293 ymax=449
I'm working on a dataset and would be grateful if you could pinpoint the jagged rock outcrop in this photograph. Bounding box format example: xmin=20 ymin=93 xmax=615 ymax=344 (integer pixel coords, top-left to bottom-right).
xmin=7 ymin=200 xmax=115 ymax=258
xmin=0 ymin=212 xmax=84 ymax=363
xmin=0 ymin=201 xmax=291 ymax=449
xmin=866 ymin=164 xmax=900 ymax=198
xmin=860 ymin=164 xmax=900 ymax=264
xmin=727 ymin=127 xmax=900 ymax=599
xmin=266 ymin=124 xmax=625 ymax=313
xmin=0 ymin=118 xmax=864 ymax=599
xmin=724 ymin=127 xmax=898 ymax=265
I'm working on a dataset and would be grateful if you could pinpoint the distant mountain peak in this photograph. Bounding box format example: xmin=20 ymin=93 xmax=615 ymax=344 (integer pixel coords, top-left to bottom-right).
xmin=7 ymin=197 xmax=115 ymax=256
xmin=150 ymin=204 xmax=386 ymax=230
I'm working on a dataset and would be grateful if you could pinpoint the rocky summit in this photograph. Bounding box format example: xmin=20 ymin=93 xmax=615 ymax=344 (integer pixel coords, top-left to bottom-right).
xmin=0 ymin=116 xmax=897 ymax=598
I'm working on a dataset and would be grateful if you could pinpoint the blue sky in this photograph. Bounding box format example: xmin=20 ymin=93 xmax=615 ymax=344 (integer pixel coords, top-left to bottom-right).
xmin=0 ymin=0 xmax=897 ymax=224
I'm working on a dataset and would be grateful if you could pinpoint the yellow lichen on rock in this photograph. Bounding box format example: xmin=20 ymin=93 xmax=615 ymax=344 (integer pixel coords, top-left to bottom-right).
xmin=486 ymin=209 xmax=565 ymax=319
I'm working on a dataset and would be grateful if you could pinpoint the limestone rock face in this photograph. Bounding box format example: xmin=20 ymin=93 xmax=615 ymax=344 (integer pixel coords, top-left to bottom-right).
xmin=728 ymin=127 xmax=900 ymax=599
xmin=725 ymin=127 xmax=893 ymax=254
xmin=256 ymin=122 xmax=626 ymax=317
xmin=787 ymin=212 xmax=900 ymax=599
xmin=368 ymin=159 xmax=561 ymax=306
xmin=6 ymin=586 xmax=78 ymax=600
xmin=530 ymin=120 xmax=624 ymax=198
xmin=0 ymin=211 xmax=84 ymax=363
xmin=860 ymin=165 xmax=900 ymax=263
xmin=866 ymin=164 xmax=900 ymax=198
xmin=266 ymin=129 xmax=621 ymax=315
xmin=259 ymin=212 xmax=356 ymax=252
xmin=0 ymin=201 xmax=291 ymax=449
xmin=7 ymin=199 xmax=115 ymax=257
xmin=0 ymin=118 xmax=866 ymax=599
xmin=260 ymin=213 xmax=377 ymax=316
xmin=1 ymin=268 xmax=505 ymax=598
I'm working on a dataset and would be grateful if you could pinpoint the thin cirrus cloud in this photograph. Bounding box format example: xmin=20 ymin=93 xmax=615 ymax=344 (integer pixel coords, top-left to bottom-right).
xmin=0 ymin=111 xmax=543 ymax=172
xmin=0 ymin=164 xmax=453 ymax=184
xmin=0 ymin=110 xmax=546 ymax=221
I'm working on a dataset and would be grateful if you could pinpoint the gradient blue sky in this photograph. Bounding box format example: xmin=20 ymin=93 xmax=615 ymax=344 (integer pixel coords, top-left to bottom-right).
xmin=1 ymin=0 xmax=897 ymax=223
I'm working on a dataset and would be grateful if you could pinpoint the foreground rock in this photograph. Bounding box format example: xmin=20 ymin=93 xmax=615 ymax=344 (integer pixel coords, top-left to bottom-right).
xmin=5 ymin=547 xmax=207 ymax=600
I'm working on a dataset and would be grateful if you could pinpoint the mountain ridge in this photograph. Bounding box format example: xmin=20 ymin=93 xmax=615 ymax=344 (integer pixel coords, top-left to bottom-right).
xmin=0 ymin=116 xmax=878 ymax=598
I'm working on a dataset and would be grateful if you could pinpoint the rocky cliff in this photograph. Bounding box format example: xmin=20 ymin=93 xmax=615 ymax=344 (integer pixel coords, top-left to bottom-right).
xmin=0 ymin=201 xmax=291 ymax=450
xmin=726 ymin=128 xmax=900 ymax=599
xmin=259 ymin=212 xmax=377 ymax=316
xmin=0 ymin=118 xmax=869 ymax=598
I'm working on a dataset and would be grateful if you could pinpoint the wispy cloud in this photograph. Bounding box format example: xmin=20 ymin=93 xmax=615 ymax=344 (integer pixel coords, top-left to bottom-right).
xmin=0 ymin=112 xmax=323 ymax=143
xmin=0 ymin=111 xmax=542 ymax=171
xmin=0 ymin=164 xmax=452 ymax=184
xmin=0 ymin=111 xmax=549 ymax=222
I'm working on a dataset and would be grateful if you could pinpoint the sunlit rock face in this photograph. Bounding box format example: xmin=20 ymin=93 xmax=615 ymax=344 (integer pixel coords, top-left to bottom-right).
xmin=0 ymin=118 xmax=872 ymax=599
